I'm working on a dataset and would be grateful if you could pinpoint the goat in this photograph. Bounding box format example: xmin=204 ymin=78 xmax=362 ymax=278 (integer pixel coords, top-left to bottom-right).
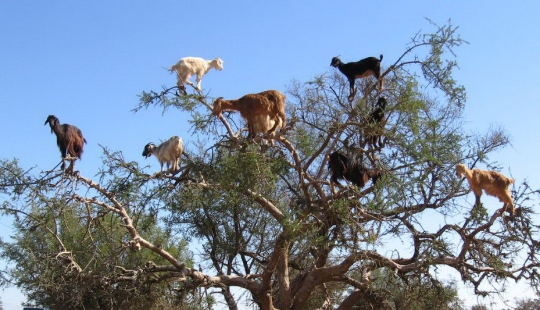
xmin=169 ymin=57 xmax=223 ymax=95
xmin=327 ymin=151 xmax=382 ymax=193
xmin=251 ymin=114 xmax=283 ymax=146
xmin=330 ymin=54 xmax=383 ymax=101
xmin=365 ymin=96 xmax=387 ymax=148
xmin=456 ymin=164 xmax=515 ymax=215
xmin=212 ymin=90 xmax=286 ymax=139
xmin=44 ymin=115 xmax=87 ymax=173
xmin=142 ymin=136 xmax=183 ymax=174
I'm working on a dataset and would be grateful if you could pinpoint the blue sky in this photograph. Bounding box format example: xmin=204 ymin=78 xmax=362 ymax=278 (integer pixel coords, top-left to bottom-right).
xmin=1 ymin=1 xmax=539 ymax=309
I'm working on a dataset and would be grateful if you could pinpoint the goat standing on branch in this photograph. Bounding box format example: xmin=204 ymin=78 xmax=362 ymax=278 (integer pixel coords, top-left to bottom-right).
xmin=44 ymin=115 xmax=87 ymax=173
xmin=366 ymin=96 xmax=388 ymax=149
xmin=330 ymin=54 xmax=383 ymax=101
xmin=327 ymin=151 xmax=382 ymax=193
xmin=212 ymin=90 xmax=286 ymax=140
xmin=142 ymin=136 xmax=183 ymax=174
xmin=251 ymin=114 xmax=283 ymax=146
xmin=456 ymin=163 xmax=515 ymax=215
xmin=169 ymin=57 xmax=223 ymax=95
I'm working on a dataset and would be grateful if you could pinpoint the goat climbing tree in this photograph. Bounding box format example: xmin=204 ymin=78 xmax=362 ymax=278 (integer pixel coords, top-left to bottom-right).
xmin=2 ymin=21 xmax=540 ymax=310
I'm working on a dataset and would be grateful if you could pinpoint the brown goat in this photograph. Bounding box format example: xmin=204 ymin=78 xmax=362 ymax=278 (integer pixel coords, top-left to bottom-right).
xmin=44 ymin=115 xmax=87 ymax=173
xmin=251 ymin=114 xmax=283 ymax=146
xmin=212 ymin=90 xmax=286 ymax=139
xmin=456 ymin=164 xmax=515 ymax=215
xmin=327 ymin=151 xmax=383 ymax=193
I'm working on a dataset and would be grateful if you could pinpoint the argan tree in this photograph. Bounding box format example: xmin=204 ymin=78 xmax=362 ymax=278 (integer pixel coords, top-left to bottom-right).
xmin=1 ymin=21 xmax=540 ymax=310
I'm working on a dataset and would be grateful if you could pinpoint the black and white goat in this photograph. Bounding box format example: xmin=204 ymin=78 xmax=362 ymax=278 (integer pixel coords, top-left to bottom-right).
xmin=169 ymin=57 xmax=223 ymax=95
xmin=327 ymin=151 xmax=382 ymax=193
xmin=330 ymin=55 xmax=383 ymax=101
xmin=142 ymin=136 xmax=183 ymax=174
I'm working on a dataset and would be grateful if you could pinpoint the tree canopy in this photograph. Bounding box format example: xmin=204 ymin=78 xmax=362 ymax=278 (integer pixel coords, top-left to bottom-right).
xmin=1 ymin=20 xmax=540 ymax=310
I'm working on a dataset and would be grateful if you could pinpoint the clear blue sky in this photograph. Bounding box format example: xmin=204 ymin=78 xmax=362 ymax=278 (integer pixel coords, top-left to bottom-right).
xmin=1 ymin=1 xmax=539 ymax=309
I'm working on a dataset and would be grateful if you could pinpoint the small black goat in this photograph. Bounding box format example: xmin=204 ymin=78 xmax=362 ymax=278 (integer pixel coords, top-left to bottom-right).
xmin=330 ymin=55 xmax=383 ymax=101
xmin=366 ymin=96 xmax=387 ymax=148
xmin=44 ymin=115 xmax=87 ymax=173
xmin=327 ymin=151 xmax=382 ymax=192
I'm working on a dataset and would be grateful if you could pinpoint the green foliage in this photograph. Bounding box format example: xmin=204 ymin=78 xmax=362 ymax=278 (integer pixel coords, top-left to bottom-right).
xmin=361 ymin=271 xmax=465 ymax=310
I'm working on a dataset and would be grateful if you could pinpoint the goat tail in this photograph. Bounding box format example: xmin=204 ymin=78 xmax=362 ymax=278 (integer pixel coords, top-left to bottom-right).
xmin=379 ymin=54 xmax=383 ymax=61
xmin=169 ymin=64 xmax=179 ymax=73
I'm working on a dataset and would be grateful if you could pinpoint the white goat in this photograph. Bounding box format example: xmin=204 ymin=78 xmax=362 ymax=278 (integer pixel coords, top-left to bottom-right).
xmin=169 ymin=57 xmax=223 ymax=94
xmin=142 ymin=136 xmax=183 ymax=173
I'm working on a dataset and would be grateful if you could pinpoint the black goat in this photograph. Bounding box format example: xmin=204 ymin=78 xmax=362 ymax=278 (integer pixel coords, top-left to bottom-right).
xmin=327 ymin=151 xmax=382 ymax=192
xmin=330 ymin=55 xmax=383 ymax=101
xmin=44 ymin=115 xmax=87 ymax=173
xmin=366 ymin=96 xmax=387 ymax=148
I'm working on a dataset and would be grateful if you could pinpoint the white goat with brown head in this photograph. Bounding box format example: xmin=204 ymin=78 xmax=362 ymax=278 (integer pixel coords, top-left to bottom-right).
xmin=212 ymin=90 xmax=286 ymax=140
xmin=456 ymin=163 xmax=515 ymax=215
xmin=142 ymin=136 xmax=183 ymax=174
xmin=169 ymin=57 xmax=223 ymax=95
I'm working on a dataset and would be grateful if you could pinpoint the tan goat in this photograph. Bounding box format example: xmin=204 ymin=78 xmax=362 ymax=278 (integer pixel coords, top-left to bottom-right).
xmin=456 ymin=163 xmax=515 ymax=215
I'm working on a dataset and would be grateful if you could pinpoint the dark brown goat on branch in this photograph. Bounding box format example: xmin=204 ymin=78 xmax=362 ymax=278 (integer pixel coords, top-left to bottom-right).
xmin=327 ymin=151 xmax=382 ymax=193
xmin=330 ymin=54 xmax=383 ymax=101
xmin=365 ymin=96 xmax=388 ymax=148
xmin=44 ymin=115 xmax=87 ymax=173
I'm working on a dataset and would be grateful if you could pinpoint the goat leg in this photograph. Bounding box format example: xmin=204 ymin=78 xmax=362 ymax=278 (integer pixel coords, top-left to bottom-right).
xmin=176 ymin=82 xmax=187 ymax=96
xmin=474 ymin=195 xmax=482 ymax=208
xmin=501 ymin=202 xmax=516 ymax=216
xmin=330 ymin=181 xmax=336 ymax=195
xmin=348 ymin=88 xmax=356 ymax=102
xmin=68 ymin=160 xmax=75 ymax=175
